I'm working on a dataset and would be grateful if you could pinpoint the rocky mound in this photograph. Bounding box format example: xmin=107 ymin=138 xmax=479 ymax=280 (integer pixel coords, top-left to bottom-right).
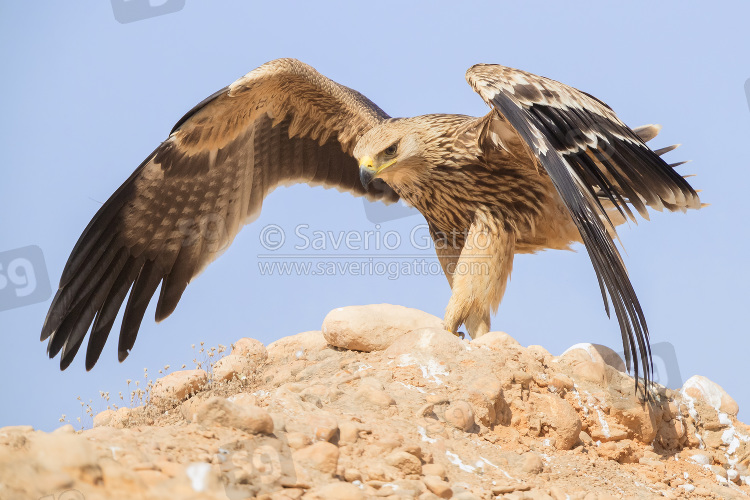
xmin=1 ymin=304 xmax=749 ymax=500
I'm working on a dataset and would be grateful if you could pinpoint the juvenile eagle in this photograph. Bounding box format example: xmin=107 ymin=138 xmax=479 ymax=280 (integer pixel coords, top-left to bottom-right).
xmin=42 ymin=59 xmax=700 ymax=390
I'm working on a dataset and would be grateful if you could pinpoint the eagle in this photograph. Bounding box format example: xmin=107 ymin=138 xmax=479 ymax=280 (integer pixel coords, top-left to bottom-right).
xmin=41 ymin=58 xmax=701 ymax=392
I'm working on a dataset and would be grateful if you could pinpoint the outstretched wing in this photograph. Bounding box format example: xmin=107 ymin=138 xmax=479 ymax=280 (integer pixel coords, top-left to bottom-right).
xmin=42 ymin=58 xmax=397 ymax=370
xmin=466 ymin=63 xmax=701 ymax=390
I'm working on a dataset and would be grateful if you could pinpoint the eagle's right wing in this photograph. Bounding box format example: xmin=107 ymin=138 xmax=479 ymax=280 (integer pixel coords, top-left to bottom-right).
xmin=42 ymin=58 xmax=397 ymax=370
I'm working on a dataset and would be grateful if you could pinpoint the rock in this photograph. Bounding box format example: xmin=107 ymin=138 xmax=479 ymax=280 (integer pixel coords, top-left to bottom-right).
xmin=227 ymin=392 xmax=258 ymax=407
xmin=232 ymin=337 xmax=268 ymax=362
xmin=287 ymin=432 xmax=312 ymax=450
xmin=688 ymin=453 xmax=711 ymax=465
xmin=31 ymin=432 xmax=97 ymax=470
xmin=466 ymin=391 xmax=496 ymax=427
xmin=529 ymin=393 xmax=582 ymax=450
xmin=309 ymin=413 xmax=339 ymax=442
xmin=267 ymin=331 xmax=328 ymax=364
xmin=52 ymin=424 xmax=75 ymax=434
xmin=355 ymin=385 xmax=395 ymax=408
xmin=384 ymin=327 xmax=467 ymax=379
xmin=522 ymin=452 xmax=544 ymax=474
xmin=93 ymin=409 xmax=114 ymax=428
xmin=338 ymin=422 xmax=360 ymax=444
xmin=559 ymin=343 xmax=626 ymax=372
xmin=469 ymin=331 xmax=520 ymax=350
xmin=572 ymin=361 xmax=606 ymax=386
xmin=609 ymin=397 xmax=658 ymax=444
xmin=444 ymin=401 xmax=475 ymax=431
xmin=316 ymin=481 xmax=366 ymax=500
xmin=548 ymin=374 xmax=574 ymax=393
xmin=293 ymin=441 xmax=340 ymax=475
xmin=194 ymin=396 xmax=273 ymax=434
xmin=385 ymin=450 xmax=422 ymax=475
xmin=422 ymin=463 xmax=446 ymax=479
xmin=344 ymin=468 xmax=362 ymax=482
xmin=322 ymin=304 xmax=444 ymax=352
xmin=681 ymin=375 xmax=739 ymax=416
xmin=468 ymin=375 xmax=503 ymax=402
xmin=212 ymin=354 xmax=258 ymax=382
xmin=4 ymin=304 xmax=750 ymax=500
xmin=99 ymin=456 xmax=145 ymax=491
xmin=423 ymin=475 xmax=452 ymax=498
xmin=150 ymin=369 xmax=208 ymax=405
xmin=93 ymin=406 xmax=132 ymax=428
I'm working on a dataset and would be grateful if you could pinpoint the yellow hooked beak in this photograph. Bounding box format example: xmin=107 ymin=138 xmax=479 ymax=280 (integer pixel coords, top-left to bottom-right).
xmin=358 ymin=156 xmax=397 ymax=190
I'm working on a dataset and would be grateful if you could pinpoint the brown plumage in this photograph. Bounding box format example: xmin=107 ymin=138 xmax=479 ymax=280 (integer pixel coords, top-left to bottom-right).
xmin=42 ymin=59 xmax=700 ymax=392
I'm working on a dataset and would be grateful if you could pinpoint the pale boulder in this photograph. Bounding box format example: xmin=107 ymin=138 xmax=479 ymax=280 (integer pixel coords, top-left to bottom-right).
xmin=681 ymin=375 xmax=739 ymax=416
xmin=322 ymin=304 xmax=444 ymax=352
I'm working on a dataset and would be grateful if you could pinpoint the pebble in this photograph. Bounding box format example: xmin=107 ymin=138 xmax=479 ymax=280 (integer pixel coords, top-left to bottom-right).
xmin=727 ymin=468 xmax=740 ymax=483
xmin=322 ymin=304 xmax=444 ymax=352
xmin=549 ymin=486 xmax=568 ymax=500
xmin=52 ymin=424 xmax=75 ymax=434
xmin=286 ymin=432 xmax=312 ymax=450
xmin=194 ymin=396 xmax=273 ymax=434
xmin=535 ymin=393 xmax=582 ymax=450
xmin=421 ymin=463 xmax=446 ymax=479
xmin=383 ymin=327 xmax=467 ymax=362
xmin=344 ymin=468 xmax=362 ymax=482
xmin=212 ymin=354 xmax=256 ymax=382
xmin=150 ymin=369 xmax=208 ymax=405
xmin=356 ymin=385 xmax=395 ymax=408
xmin=491 ymin=483 xmax=531 ymax=494
xmin=548 ymin=374 xmax=574 ymax=392
xmin=266 ymin=331 xmax=328 ymax=365
xmin=572 ymin=361 xmax=606 ymax=386
xmin=339 ymin=422 xmax=360 ymax=444
xmin=31 ymin=432 xmax=97 ymax=470
xmin=93 ymin=407 xmax=132 ymax=429
xmin=309 ymin=413 xmax=339 ymax=442
xmin=293 ymin=441 xmax=340 ymax=474
xmin=688 ymin=453 xmax=711 ymax=465
xmin=710 ymin=464 xmax=727 ymax=479
xmin=422 ymin=475 xmax=452 ymax=498
xmin=232 ymin=337 xmax=268 ymax=362
xmin=444 ymin=401 xmax=475 ymax=432
xmin=317 ymin=481 xmax=366 ymax=500
xmin=469 ymin=331 xmax=521 ymax=350
xmin=385 ymin=450 xmax=422 ymax=475
xmin=522 ymin=452 xmax=544 ymax=474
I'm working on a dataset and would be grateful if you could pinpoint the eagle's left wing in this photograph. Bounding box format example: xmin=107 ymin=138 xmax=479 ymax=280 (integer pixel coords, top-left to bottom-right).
xmin=466 ymin=63 xmax=701 ymax=392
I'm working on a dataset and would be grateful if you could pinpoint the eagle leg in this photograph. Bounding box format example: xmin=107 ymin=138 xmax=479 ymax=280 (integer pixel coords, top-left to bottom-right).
xmin=441 ymin=214 xmax=516 ymax=340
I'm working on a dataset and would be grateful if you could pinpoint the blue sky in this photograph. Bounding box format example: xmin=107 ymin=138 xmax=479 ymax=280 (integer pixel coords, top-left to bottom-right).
xmin=1 ymin=2 xmax=748 ymax=431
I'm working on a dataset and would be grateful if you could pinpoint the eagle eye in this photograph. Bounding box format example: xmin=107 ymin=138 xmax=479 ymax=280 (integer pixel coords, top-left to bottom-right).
xmin=384 ymin=143 xmax=398 ymax=157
